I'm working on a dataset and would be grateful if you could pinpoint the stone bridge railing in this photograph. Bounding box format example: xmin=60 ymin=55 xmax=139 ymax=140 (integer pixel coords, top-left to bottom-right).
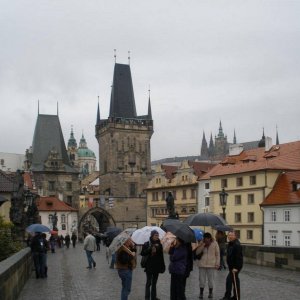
xmin=0 ymin=247 xmax=32 ymax=300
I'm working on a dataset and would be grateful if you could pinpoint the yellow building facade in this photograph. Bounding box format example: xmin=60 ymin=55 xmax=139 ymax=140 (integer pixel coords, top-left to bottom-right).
xmin=208 ymin=141 xmax=300 ymax=244
xmin=146 ymin=160 xmax=215 ymax=226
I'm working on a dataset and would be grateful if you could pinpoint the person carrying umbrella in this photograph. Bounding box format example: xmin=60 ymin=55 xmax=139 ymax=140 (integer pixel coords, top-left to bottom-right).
xmin=220 ymin=231 xmax=243 ymax=300
xmin=141 ymin=230 xmax=165 ymax=300
xmin=169 ymin=237 xmax=189 ymax=300
xmin=115 ymin=238 xmax=137 ymax=300
xmin=195 ymin=232 xmax=220 ymax=299
xmin=30 ymin=232 xmax=47 ymax=279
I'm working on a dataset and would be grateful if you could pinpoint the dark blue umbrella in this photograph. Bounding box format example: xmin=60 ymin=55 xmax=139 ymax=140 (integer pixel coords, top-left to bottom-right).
xmin=26 ymin=224 xmax=51 ymax=233
xmin=184 ymin=213 xmax=226 ymax=227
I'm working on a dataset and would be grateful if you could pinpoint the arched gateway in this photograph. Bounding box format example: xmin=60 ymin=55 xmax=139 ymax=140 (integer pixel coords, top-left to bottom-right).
xmin=78 ymin=207 xmax=115 ymax=240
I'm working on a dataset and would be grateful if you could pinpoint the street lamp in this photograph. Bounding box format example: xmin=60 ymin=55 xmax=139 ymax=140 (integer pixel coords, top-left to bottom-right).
xmin=219 ymin=188 xmax=228 ymax=221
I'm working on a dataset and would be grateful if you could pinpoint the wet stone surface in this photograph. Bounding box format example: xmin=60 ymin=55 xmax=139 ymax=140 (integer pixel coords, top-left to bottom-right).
xmin=18 ymin=243 xmax=300 ymax=300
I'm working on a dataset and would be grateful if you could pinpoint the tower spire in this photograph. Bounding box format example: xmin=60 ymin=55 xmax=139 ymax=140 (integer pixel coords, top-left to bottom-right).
xmin=147 ymin=86 xmax=152 ymax=120
xmin=96 ymin=96 xmax=100 ymax=125
xmin=200 ymin=131 xmax=208 ymax=158
xmin=38 ymin=99 xmax=40 ymax=115
xmin=276 ymin=125 xmax=279 ymax=145
xmin=57 ymin=101 xmax=59 ymax=116
xmin=128 ymin=50 xmax=131 ymax=65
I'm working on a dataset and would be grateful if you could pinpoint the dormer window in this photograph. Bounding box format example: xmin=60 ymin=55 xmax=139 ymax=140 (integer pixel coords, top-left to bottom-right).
xmin=292 ymin=181 xmax=300 ymax=191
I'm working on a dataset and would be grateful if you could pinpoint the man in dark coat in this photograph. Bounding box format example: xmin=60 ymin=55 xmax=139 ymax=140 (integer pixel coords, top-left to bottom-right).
xmin=30 ymin=232 xmax=47 ymax=278
xmin=220 ymin=231 xmax=243 ymax=300
xmin=141 ymin=230 xmax=165 ymax=300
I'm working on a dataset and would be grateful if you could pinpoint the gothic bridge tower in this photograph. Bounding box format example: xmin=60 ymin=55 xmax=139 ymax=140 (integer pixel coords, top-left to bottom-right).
xmin=95 ymin=62 xmax=153 ymax=229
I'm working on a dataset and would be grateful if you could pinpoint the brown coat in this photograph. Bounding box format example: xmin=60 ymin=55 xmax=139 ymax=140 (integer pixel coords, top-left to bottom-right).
xmin=115 ymin=245 xmax=137 ymax=270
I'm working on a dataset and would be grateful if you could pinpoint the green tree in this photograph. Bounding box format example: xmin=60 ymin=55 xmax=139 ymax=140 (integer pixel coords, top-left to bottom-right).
xmin=0 ymin=215 xmax=24 ymax=262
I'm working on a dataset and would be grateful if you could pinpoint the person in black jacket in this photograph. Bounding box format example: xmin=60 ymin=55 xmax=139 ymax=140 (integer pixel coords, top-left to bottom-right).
xmin=220 ymin=231 xmax=243 ymax=300
xmin=141 ymin=230 xmax=165 ymax=300
xmin=30 ymin=232 xmax=47 ymax=278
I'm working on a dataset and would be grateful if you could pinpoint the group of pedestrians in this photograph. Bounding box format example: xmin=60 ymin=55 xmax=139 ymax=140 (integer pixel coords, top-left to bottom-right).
xmin=112 ymin=229 xmax=243 ymax=300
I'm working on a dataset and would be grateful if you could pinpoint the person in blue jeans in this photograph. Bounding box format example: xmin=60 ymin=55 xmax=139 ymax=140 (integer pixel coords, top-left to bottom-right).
xmin=83 ymin=230 xmax=97 ymax=269
xmin=116 ymin=238 xmax=137 ymax=300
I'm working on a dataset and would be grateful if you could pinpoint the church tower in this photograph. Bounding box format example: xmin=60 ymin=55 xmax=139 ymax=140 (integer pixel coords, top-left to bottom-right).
xmin=95 ymin=62 xmax=153 ymax=228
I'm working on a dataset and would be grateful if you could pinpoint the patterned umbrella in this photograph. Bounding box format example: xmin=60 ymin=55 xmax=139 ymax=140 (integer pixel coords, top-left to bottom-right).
xmin=161 ymin=231 xmax=176 ymax=253
xmin=108 ymin=231 xmax=131 ymax=255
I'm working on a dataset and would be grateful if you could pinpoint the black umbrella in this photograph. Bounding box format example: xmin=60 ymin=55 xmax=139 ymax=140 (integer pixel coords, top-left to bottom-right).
xmin=213 ymin=224 xmax=233 ymax=232
xmin=162 ymin=218 xmax=196 ymax=243
xmin=105 ymin=227 xmax=122 ymax=240
xmin=184 ymin=213 xmax=226 ymax=227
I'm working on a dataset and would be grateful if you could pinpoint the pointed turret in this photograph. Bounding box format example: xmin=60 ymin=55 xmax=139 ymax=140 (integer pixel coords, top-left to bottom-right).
xmin=68 ymin=126 xmax=77 ymax=148
xmin=96 ymin=97 xmax=101 ymax=125
xmin=79 ymin=133 xmax=87 ymax=148
xmin=109 ymin=63 xmax=137 ymax=118
xmin=147 ymin=91 xmax=152 ymax=120
xmin=200 ymin=131 xmax=208 ymax=158
xmin=233 ymin=129 xmax=237 ymax=144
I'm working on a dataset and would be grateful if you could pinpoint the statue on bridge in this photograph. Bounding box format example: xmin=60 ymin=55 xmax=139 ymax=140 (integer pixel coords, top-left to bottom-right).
xmin=166 ymin=192 xmax=178 ymax=219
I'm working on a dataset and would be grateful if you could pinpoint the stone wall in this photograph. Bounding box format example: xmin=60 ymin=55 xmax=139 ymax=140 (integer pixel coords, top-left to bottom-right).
xmin=0 ymin=247 xmax=32 ymax=300
xmin=243 ymin=244 xmax=300 ymax=271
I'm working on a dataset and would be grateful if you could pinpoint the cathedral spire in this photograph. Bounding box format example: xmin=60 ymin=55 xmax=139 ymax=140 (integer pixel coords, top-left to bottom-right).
xmin=68 ymin=125 xmax=77 ymax=148
xmin=208 ymin=132 xmax=214 ymax=157
xmin=233 ymin=129 xmax=237 ymax=144
xmin=218 ymin=120 xmax=224 ymax=138
xmin=200 ymin=131 xmax=208 ymax=158
xmin=96 ymin=96 xmax=100 ymax=125
xmin=258 ymin=127 xmax=266 ymax=147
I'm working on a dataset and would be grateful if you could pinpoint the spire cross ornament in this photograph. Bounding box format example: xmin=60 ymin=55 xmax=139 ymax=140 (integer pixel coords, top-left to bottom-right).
xmin=128 ymin=50 xmax=131 ymax=65
xmin=114 ymin=49 xmax=117 ymax=63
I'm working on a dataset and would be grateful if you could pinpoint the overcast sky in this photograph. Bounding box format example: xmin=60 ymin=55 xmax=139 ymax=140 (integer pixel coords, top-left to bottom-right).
xmin=1 ymin=0 xmax=299 ymax=162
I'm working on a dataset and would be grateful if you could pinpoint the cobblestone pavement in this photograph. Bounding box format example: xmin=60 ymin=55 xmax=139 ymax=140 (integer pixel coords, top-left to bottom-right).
xmin=18 ymin=243 xmax=300 ymax=300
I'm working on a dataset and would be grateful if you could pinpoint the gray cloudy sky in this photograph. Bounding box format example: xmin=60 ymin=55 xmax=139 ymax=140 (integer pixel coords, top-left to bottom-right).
xmin=1 ymin=0 xmax=299 ymax=161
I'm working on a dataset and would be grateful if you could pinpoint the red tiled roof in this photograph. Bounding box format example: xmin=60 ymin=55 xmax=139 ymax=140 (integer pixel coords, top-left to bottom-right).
xmin=188 ymin=161 xmax=217 ymax=178
xmin=162 ymin=165 xmax=177 ymax=180
xmin=37 ymin=197 xmax=78 ymax=212
xmin=208 ymin=141 xmax=300 ymax=177
xmin=261 ymin=171 xmax=300 ymax=206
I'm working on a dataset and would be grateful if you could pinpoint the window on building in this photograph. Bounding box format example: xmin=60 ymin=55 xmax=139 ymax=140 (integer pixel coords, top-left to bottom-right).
xmin=48 ymin=181 xmax=55 ymax=191
xmin=152 ymin=192 xmax=158 ymax=201
xmin=66 ymin=182 xmax=72 ymax=191
xmin=221 ymin=179 xmax=227 ymax=188
xmin=129 ymin=183 xmax=136 ymax=197
xmin=270 ymin=233 xmax=277 ymax=246
xmin=61 ymin=224 xmax=66 ymax=230
xmin=162 ymin=191 xmax=166 ymax=200
xmin=248 ymin=212 xmax=254 ymax=222
xmin=235 ymin=213 xmax=242 ymax=223
xmin=247 ymin=194 xmax=255 ymax=204
xmin=205 ymin=182 xmax=210 ymax=189
xmin=182 ymin=189 xmax=187 ymax=199
xmin=283 ymin=234 xmax=291 ymax=246
xmin=191 ymin=189 xmax=196 ymax=199
xmin=151 ymin=208 xmax=155 ymax=217
xmin=205 ymin=197 xmax=210 ymax=207
xmin=182 ymin=175 xmax=185 ymax=181
xmin=190 ymin=207 xmax=196 ymax=213
xmin=235 ymin=195 xmax=241 ymax=205
xmin=284 ymin=210 xmax=290 ymax=222
xmin=247 ymin=230 xmax=253 ymax=240
xmin=271 ymin=211 xmax=276 ymax=222
xmin=249 ymin=175 xmax=256 ymax=185
xmin=181 ymin=207 xmax=187 ymax=213
xmin=61 ymin=214 xmax=66 ymax=223
xmin=236 ymin=177 xmax=243 ymax=187
xmin=235 ymin=230 xmax=240 ymax=239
